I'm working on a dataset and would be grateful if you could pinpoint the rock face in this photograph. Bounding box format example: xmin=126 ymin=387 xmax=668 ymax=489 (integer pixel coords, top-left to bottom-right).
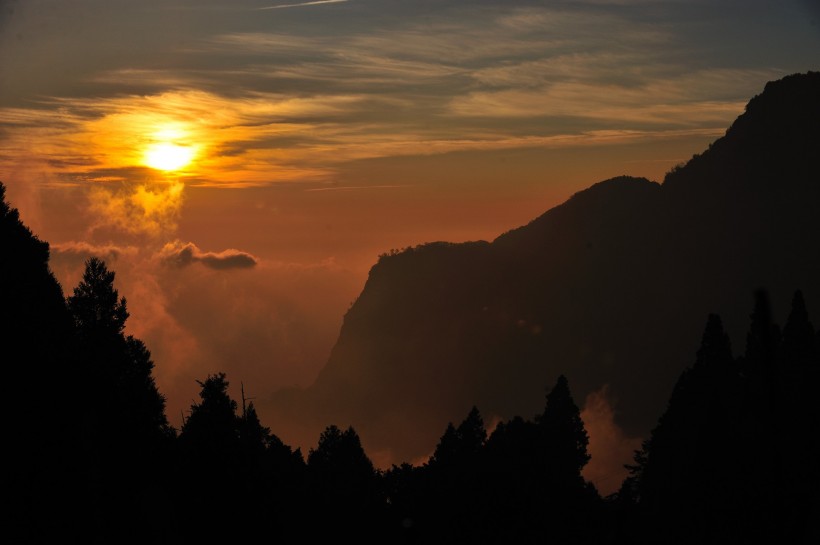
xmin=263 ymin=72 xmax=820 ymax=463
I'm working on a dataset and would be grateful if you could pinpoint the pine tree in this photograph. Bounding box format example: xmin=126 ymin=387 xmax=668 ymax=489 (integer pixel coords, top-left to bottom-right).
xmin=429 ymin=406 xmax=486 ymax=467
xmin=781 ymin=290 xmax=817 ymax=371
xmin=67 ymin=257 xmax=170 ymax=445
xmin=308 ymin=424 xmax=376 ymax=488
xmin=742 ymin=289 xmax=781 ymax=391
xmin=430 ymin=423 xmax=460 ymax=467
xmin=68 ymin=257 xmax=128 ymax=336
xmin=66 ymin=257 xmax=172 ymax=540
xmin=540 ymin=374 xmax=590 ymax=481
xmin=180 ymin=372 xmax=239 ymax=458
xmin=0 ymin=182 xmax=85 ymax=541
xmin=424 ymin=407 xmax=489 ymax=543
xmin=307 ymin=425 xmax=381 ymax=541
xmin=633 ymin=315 xmax=735 ymax=507
xmin=777 ymin=291 xmax=819 ymax=540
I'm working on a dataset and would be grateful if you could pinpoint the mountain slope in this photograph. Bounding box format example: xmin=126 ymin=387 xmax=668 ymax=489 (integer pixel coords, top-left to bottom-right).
xmin=263 ymin=71 xmax=820 ymax=464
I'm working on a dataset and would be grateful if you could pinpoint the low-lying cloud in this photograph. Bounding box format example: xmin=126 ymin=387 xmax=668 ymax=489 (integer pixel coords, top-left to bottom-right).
xmin=50 ymin=241 xmax=140 ymax=270
xmin=159 ymin=240 xmax=258 ymax=270
xmin=580 ymin=386 xmax=643 ymax=495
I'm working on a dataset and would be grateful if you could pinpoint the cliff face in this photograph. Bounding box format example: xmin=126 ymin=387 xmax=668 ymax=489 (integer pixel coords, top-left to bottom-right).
xmin=263 ymin=72 xmax=820 ymax=462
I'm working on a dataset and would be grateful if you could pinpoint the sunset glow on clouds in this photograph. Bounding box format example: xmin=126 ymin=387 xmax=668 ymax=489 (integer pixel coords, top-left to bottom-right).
xmin=4 ymin=1 xmax=813 ymax=193
xmin=1 ymin=0 xmax=818 ymax=481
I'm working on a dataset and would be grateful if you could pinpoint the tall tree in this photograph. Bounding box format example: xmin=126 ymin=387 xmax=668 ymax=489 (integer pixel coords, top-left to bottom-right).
xmin=67 ymin=257 xmax=172 ymax=540
xmin=176 ymin=373 xmax=246 ymax=542
xmin=67 ymin=257 xmax=170 ymax=445
xmin=68 ymin=257 xmax=128 ymax=336
xmin=540 ymin=374 xmax=590 ymax=482
xmin=307 ymin=425 xmax=382 ymax=541
xmin=776 ymin=291 xmax=820 ymax=541
xmin=781 ymin=290 xmax=817 ymax=371
xmin=0 ymin=182 xmax=85 ymax=542
xmin=308 ymin=424 xmax=376 ymax=493
xmin=180 ymin=373 xmax=239 ymax=456
xmin=429 ymin=406 xmax=486 ymax=468
xmin=629 ymin=314 xmax=737 ymax=543
xmin=742 ymin=289 xmax=781 ymax=392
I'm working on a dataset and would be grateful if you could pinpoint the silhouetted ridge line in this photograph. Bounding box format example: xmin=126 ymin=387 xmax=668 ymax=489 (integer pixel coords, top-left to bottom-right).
xmin=261 ymin=71 xmax=820 ymax=475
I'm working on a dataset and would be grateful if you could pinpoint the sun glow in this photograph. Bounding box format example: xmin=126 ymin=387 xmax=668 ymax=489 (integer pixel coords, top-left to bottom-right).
xmin=144 ymin=142 xmax=196 ymax=171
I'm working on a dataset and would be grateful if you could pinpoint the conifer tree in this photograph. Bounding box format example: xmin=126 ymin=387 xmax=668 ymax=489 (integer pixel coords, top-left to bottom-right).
xmin=67 ymin=257 xmax=170 ymax=446
xmin=308 ymin=424 xmax=376 ymax=489
xmin=776 ymin=291 xmax=819 ymax=540
xmin=540 ymin=374 xmax=590 ymax=481
xmin=742 ymin=289 xmax=781 ymax=389
xmin=631 ymin=315 xmax=735 ymax=509
xmin=180 ymin=372 xmax=239 ymax=458
xmin=66 ymin=257 xmax=172 ymax=540
xmin=781 ymin=290 xmax=817 ymax=371
xmin=430 ymin=406 xmax=486 ymax=467
xmin=307 ymin=425 xmax=381 ymax=541
xmin=0 ymin=182 xmax=85 ymax=541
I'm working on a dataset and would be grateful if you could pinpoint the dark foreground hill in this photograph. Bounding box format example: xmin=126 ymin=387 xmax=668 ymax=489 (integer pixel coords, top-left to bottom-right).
xmin=262 ymin=71 xmax=820 ymax=465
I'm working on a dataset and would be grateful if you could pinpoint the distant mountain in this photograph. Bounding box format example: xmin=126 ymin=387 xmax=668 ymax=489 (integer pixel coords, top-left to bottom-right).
xmin=262 ymin=72 xmax=820 ymax=463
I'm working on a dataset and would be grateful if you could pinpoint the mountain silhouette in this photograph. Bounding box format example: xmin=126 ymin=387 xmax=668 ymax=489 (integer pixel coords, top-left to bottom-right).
xmin=262 ymin=71 xmax=820 ymax=465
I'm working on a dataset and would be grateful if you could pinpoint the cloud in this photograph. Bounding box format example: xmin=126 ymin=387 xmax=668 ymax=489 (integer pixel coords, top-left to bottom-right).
xmin=0 ymin=0 xmax=805 ymax=193
xmin=147 ymin=253 xmax=361 ymax=427
xmin=158 ymin=240 xmax=258 ymax=270
xmin=88 ymin=180 xmax=185 ymax=237
xmin=260 ymin=0 xmax=349 ymax=9
xmin=46 ymin=232 xmax=359 ymax=432
xmin=0 ymin=89 xmax=357 ymax=188
xmin=51 ymin=240 xmax=140 ymax=262
xmin=450 ymin=67 xmax=779 ymax=127
xmin=580 ymin=386 xmax=643 ymax=495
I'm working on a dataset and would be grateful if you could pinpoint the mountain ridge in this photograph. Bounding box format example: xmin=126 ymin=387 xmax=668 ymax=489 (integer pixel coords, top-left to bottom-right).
xmin=262 ymin=71 xmax=820 ymax=465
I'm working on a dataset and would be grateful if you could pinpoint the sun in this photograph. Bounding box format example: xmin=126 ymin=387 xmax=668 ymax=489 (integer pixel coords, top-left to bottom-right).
xmin=144 ymin=142 xmax=196 ymax=172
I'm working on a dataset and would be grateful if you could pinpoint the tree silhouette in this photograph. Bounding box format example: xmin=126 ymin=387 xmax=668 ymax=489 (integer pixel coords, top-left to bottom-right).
xmin=308 ymin=424 xmax=376 ymax=495
xmin=627 ymin=314 xmax=738 ymax=544
xmin=781 ymin=290 xmax=817 ymax=371
xmin=0 ymin=182 xmax=87 ymax=541
xmin=423 ymin=392 xmax=602 ymax=544
xmin=540 ymin=374 xmax=590 ymax=483
xmin=175 ymin=372 xmax=312 ymax=540
xmin=483 ymin=415 xmax=544 ymax=544
xmin=180 ymin=373 xmax=239 ymax=460
xmin=775 ymin=291 xmax=820 ymax=541
xmin=429 ymin=405 xmax=486 ymax=468
xmin=68 ymin=257 xmax=170 ymax=444
xmin=64 ymin=257 xmax=173 ymax=540
xmin=68 ymin=257 xmax=128 ymax=335
xmin=176 ymin=373 xmax=247 ymax=541
xmin=742 ymin=289 xmax=781 ymax=388
xmin=307 ymin=425 xmax=383 ymax=542
xmin=622 ymin=294 xmax=820 ymax=544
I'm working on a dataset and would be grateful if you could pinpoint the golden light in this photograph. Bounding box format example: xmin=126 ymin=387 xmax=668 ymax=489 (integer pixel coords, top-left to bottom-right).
xmin=144 ymin=142 xmax=196 ymax=172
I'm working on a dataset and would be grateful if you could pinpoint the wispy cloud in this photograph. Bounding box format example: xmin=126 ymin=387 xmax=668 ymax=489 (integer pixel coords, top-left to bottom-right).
xmin=450 ymin=68 xmax=780 ymax=126
xmin=0 ymin=1 xmax=807 ymax=194
xmin=305 ymin=184 xmax=407 ymax=192
xmin=260 ymin=0 xmax=348 ymax=10
xmin=51 ymin=241 xmax=140 ymax=262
